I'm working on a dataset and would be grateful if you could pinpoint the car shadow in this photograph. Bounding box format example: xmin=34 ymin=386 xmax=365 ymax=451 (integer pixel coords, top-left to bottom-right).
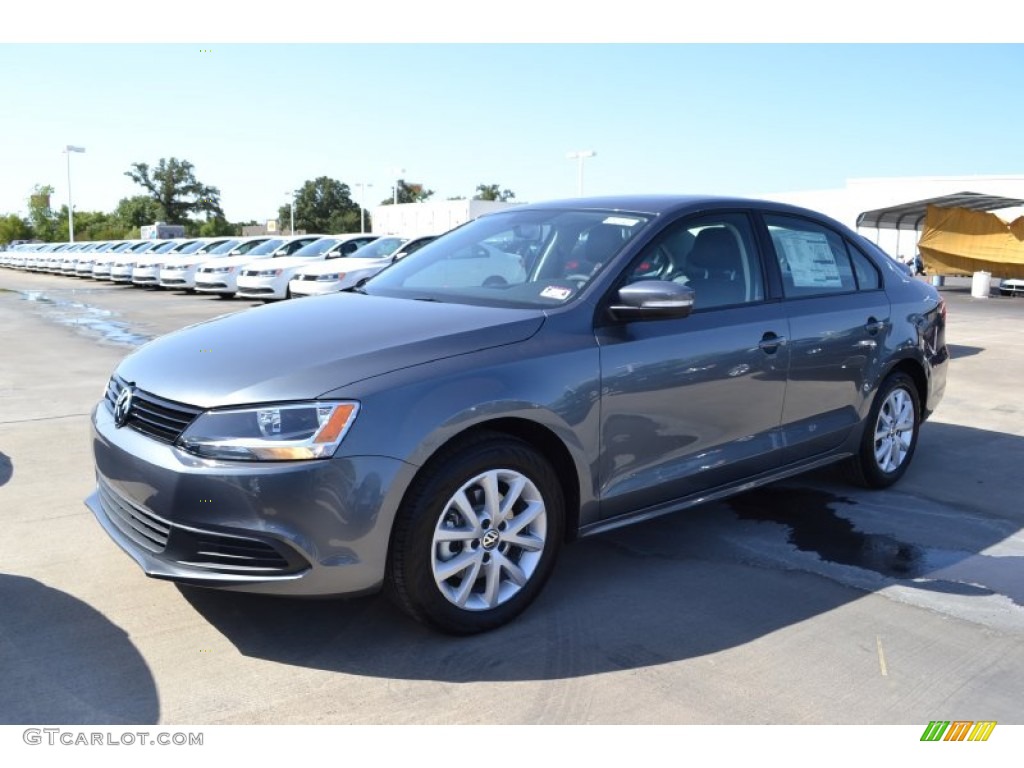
xmin=178 ymin=420 xmax=1024 ymax=683
xmin=0 ymin=452 xmax=11 ymax=486
xmin=0 ymin=575 xmax=159 ymax=724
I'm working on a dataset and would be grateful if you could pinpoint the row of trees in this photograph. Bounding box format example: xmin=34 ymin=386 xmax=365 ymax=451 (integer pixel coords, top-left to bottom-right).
xmin=1 ymin=156 xmax=517 ymax=245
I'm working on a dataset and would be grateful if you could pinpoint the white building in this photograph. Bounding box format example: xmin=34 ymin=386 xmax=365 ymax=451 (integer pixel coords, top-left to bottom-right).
xmin=370 ymin=199 xmax=521 ymax=237
xmin=761 ymin=175 xmax=1024 ymax=260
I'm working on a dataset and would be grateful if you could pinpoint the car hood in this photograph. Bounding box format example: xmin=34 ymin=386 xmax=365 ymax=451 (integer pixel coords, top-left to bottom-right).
xmin=199 ymin=254 xmax=273 ymax=269
xmin=294 ymin=256 xmax=390 ymax=277
xmin=242 ymin=255 xmax=325 ymax=272
xmin=116 ymin=293 xmax=546 ymax=408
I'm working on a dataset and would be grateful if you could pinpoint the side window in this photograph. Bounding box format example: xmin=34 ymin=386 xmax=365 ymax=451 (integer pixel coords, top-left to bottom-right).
xmin=764 ymin=214 xmax=857 ymax=298
xmin=847 ymin=243 xmax=882 ymax=290
xmin=624 ymin=212 xmax=765 ymax=310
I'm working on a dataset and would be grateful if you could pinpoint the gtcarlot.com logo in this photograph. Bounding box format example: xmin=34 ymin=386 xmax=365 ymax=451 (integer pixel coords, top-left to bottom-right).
xmin=23 ymin=729 xmax=203 ymax=747
xmin=920 ymin=721 xmax=997 ymax=742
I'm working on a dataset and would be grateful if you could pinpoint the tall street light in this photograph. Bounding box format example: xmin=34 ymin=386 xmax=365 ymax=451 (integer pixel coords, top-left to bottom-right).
xmin=64 ymin=145 xmax=85 ymax=242
xmin=356 ymin=182 xmax=373 ymax=233
xmin=566 ymin=150 xmax=595 ymax=196
xmin=284 ymin=191 xmax=295 ymax=235
xmin=391 ymin=166 xmax=403 ymax=204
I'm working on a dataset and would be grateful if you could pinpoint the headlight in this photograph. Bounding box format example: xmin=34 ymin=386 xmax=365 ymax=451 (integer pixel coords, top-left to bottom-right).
xmin=210 ymin=265 xmax=235 ymax=273
xmin=316 ymin=273 xmax=344 ymax=281
xmin=257 ymin=268 xmax=283 ymax=277
xmin=177 ymin=401 xmax=359 ymax=461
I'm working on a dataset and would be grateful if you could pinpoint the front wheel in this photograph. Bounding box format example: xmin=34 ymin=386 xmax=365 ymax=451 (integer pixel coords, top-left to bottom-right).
xmin=842 ymin=371 xmax=920 ymax=488
xmin=386 ymin=433 xmax=564 ymax=634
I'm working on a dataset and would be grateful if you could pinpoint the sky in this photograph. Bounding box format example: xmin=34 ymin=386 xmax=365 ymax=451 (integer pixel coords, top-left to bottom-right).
xmin=2 ymin=7 xmax=1023 ymax=225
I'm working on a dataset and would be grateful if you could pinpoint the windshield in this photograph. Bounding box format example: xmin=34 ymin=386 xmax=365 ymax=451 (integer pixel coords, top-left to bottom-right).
xmin=364 ymin=208 xmax=653 ymax=308
xmin=349 ymin=237 xmax=406 ymax=259
xmin=243 ymin=238 xmax=285 ymax=256
xmin=177 ymin=240 xmax=209 ymax=254
xmin=291 ymin=238 xmax=340 ymax=257
xmin=208 ymin=239 xmax=241 ymax=255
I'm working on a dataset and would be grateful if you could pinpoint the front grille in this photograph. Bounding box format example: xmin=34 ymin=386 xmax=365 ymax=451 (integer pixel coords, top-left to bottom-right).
xmin=98 ymin=478 xmax=170 ymax=552
xmin=182 ymin=533 xmax=292 ymax=572
xmin=105 ymin=376 xmax=204 ymax=444
xmin=97 ymin=479 xmax=304 ymax=575
xmin=242 ymin=270 xmax=260 ymax=277
xmin=299 ymin=275 xmax=319 ymax=281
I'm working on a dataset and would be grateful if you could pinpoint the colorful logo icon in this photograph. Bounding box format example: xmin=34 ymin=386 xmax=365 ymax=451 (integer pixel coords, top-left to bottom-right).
xmin=921 ymin=721 xmax=997 ymax=742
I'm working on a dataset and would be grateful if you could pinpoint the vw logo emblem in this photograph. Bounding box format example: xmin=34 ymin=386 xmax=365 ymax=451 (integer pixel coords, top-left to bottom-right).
xmin=113 ymin=386 xmax=133 ymax=428
xmin=481 ymin=529 xmax=501 ymax=550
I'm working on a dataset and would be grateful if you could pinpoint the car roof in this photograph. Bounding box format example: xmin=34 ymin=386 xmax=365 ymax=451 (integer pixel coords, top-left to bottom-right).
xmin=511 ymin=194 xmax=848 ymax=225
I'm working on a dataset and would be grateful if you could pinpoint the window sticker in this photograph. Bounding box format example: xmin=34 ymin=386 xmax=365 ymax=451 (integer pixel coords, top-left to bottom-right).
xmin=540 ymin=285 xmax=573 ymax=301
xmin=602 ymin=216 xmax=642 ymax=227
xmin=773 ymin=230 xmax=843 ymax=288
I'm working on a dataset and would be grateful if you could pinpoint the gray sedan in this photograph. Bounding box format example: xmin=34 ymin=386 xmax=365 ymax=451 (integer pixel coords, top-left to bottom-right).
xmin=87 ymin=195 xmax=948 ymax=634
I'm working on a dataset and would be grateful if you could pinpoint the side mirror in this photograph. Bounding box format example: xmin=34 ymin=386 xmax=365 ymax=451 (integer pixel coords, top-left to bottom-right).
xmin=609 ymin=280 xmax=695 ymax=321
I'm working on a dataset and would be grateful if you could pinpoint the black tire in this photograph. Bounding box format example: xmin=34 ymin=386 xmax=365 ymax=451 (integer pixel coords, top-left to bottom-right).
xmin=842 ymin=371 xmax=921 ymax=489
xmin=386 ymin=432 xmax=564 ymax=634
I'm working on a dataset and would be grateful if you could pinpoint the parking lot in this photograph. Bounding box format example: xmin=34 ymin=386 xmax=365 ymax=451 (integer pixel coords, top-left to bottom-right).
xmin=1 ymin=270 xmax=1023 ymax=725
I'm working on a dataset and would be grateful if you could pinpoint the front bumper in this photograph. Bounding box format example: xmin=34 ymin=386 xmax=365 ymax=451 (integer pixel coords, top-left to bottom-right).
xmin=87 ymin=402 xmax=414 ymax=596
xmin=195 ymin=274 xmax=236 ymax=294
xmin=237 ymin=275 xmax=288 ymax=299
xmin=289 ymin=279 xmax=343 ymax=297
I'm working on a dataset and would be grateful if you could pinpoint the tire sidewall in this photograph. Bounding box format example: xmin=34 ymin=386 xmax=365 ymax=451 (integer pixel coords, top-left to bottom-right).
xmin=861 ymin=372 xmax=921 ymax=488
xmin=393 ymin=436 xmax=564 ymax=634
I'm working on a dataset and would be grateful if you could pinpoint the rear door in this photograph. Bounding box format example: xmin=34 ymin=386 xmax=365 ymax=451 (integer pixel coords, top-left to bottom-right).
xmin=759 ymin=212 xmax=890 ymax=461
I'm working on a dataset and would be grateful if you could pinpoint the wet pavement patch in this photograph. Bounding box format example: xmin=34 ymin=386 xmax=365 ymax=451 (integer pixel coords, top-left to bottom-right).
xmin=19 ymin=290 xmax=152 ymax=347
xmin=727 ymin=485 xmax=1024 ymax=610
xmin=727 ymin=486 xmax=932 ymax=579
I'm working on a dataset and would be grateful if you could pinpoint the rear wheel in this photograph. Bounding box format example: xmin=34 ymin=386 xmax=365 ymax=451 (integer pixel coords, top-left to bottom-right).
xmin=842 ymin=371 xmax=920 ymax=488
xmin=387 ymin=433 xmax=564 ymax=634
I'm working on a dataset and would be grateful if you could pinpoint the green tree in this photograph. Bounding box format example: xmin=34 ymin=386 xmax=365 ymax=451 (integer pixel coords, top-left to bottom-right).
xmin=379 ymin=179 xmax=435 ymax=205
xmin=473 ymin=184 xmax=516 ymax=202
xmin=0 ymin=214 xmax=32 ymax=245
xmin=115 ymin=195 xmax=164 ymax=228
xmin=124 ymin=157 xmax=224 ymax=224
xmin=279 ymin=177 xmax=361 ymax=234
xmin=199 ymin=216 xmax=237 ymax=237
xmin=27 ymin=184 xmax=60 ymax=242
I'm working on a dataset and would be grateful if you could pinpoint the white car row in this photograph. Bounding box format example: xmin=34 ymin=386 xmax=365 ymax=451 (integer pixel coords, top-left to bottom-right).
xmin=2 ymin=233 xmax=442 ymax=301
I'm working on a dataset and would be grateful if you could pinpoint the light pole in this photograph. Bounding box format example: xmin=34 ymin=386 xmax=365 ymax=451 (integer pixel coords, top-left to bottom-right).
xmin=64 ymin=145 xmax=85 ymax=242
xmin=356 ymin=182 xmax=373 ymax=233
xmin=566 ymin=150 xmax=595 ymax=196
xmin=284 ymin=191 xmax=295 ymax=235
xmin=393 ymin=167 xmax=405 ymax=205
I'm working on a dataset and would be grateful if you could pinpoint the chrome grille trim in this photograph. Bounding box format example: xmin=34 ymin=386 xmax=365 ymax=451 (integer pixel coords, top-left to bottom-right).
xmin=105 ymin=376 xmax=204 ymax=444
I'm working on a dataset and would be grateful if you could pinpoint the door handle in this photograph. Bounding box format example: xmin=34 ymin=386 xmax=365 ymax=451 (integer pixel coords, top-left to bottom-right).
xmin=758 ymin=332 xmax=787 ymax=353
xmin=865 ymin=317 xmax=888 ymax=335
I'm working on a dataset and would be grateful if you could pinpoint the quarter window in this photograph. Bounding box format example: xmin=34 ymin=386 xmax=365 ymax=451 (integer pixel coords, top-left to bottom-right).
xmin=847 ymin=244 xmax=882 ymax=290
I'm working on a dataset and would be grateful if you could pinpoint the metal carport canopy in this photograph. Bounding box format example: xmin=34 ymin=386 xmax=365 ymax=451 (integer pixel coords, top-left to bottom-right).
xmin=856 ymin=191 xmax=1024 ymax=231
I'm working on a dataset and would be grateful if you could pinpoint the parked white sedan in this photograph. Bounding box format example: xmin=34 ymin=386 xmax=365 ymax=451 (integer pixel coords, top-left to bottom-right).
xmin=157 ymin=237 xmax=240 ymax=290
xmin=288 ymin=236 xmax=410 ymax=297
xmin=234 ymin=234 xmax=377 ymax=301
xmin=194 ymin=236 xmax=321 ymax=297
